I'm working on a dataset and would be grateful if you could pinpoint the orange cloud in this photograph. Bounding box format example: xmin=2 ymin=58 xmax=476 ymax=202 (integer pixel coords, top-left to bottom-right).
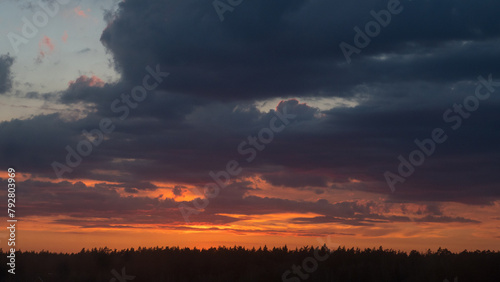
xmin=62 ymin=31 xmax=68 ymax=43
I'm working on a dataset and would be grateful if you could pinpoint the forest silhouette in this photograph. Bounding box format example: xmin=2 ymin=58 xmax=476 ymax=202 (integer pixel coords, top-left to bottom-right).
xmin=1 ymin=245 xmax=499 ymax=281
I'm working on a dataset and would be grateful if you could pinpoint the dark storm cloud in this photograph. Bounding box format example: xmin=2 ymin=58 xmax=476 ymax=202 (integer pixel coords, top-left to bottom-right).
xmin=0 ymin=55 xmax=14 ymax=94
xmin=413 ymin=215 xmax=480 ymax=224
xmin=98 ymin=0 xmax=500 ymax=100
xmin=261 ymin=170 xmax=330 ymax=188
xmin=2 ymin=89 xmax=499 ymax=206
xmin=0 ymin=114 xmax=80 ymax=174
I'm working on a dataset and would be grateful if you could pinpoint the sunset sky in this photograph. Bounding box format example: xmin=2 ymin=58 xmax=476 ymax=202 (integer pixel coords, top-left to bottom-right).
xmin=1 ymin=0 xmax=499 ymax=254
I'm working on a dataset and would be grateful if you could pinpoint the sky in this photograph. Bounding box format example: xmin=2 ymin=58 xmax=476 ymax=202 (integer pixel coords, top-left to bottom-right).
xmin=0 ymin=0 xmax=499 ymax=253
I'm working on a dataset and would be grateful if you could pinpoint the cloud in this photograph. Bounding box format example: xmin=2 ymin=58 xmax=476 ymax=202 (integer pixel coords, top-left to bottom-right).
xmin=74 ymin=6 xmax=89 ymax=18
xmin=62 ymin=31 xmax=68 ymax=43
xmin=37 ymin=36 xmax=55 ymax=63
xmin=3 ymin=86 xmax=500 ymax=206
xmin=0 ymin=114 xmax=80 ymax=174
xmin=40 ymin=36 xmax=55 ymax=53
xmin=68 ymin=75 xmax=105 ymax=88
xmin=6 ymin=177 xmax=480 ymax=231
xmin=262 ymin=172 xmax=330 ymax=188
xmin=77 ymin=48 xmax=91 ymax=54
xmin=0 ymin=55 xmax=14 ymax=94
xmin=98 ymin=0 xmax=500 ymax=101
xmin=414 ymin=215 xmax=480 ymax=224
xmin=172 ymin=186 xmax=185 ymax=197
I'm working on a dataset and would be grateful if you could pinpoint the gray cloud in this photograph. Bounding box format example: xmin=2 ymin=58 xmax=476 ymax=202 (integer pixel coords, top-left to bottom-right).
xmin=96 ymin=0 xmax=500 ymax=101
xmin=0 ymin=55 xmax=14 ymax=94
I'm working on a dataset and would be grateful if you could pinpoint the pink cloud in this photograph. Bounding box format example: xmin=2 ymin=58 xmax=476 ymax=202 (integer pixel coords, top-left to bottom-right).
xmin=37 ymin=36 xmax=55 ymax=62
xmin=40 ymin=36 xmax=54 ymax=52
xmin=74 ymin=6 xmax=89 ymax=18
xmin=62 ymin=31 xmax=68 ymax=43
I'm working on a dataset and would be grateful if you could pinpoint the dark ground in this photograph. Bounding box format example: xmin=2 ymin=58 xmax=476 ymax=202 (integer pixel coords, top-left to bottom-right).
xmin=1 ymin=246 xmax=499 ymax=281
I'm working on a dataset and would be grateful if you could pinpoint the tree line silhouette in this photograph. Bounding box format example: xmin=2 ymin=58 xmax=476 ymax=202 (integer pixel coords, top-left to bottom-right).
xmin=1 ymin=245 xmax=499 ymax=281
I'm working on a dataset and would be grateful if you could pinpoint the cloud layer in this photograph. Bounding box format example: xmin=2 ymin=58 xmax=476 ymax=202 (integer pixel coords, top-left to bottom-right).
xmin=0 ymin=55 xmax=14 ymax=94
xmin=0 ymin=0 xmax=499 ymax=246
